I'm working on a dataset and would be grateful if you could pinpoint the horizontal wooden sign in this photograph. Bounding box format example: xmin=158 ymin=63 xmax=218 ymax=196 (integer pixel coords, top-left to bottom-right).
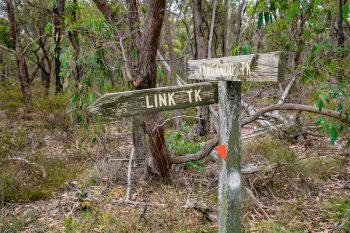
xmin=187 ymin=51 xmax=284 ymax=82
xmin=87 ymin=82 xmax=218 ymax=118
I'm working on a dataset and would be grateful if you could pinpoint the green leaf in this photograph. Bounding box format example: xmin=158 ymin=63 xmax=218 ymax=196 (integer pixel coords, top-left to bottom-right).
xmin=44 ymin=23 xmax=53 ymax=34
xmin=316 ymin=98 xmax=324 ymax=112
xmin=264 ymin=12 xmax=270 ymax=24
xmin=258 ymin=12 xmax=263 ymax=29
xmin=90 ymin=92 xmax=96 ymax=103
xmin=343 ymin=3 xmax=349 ymax=21
xmin=330 ymin=122 xmax=338 ymax=145
xmin=131 ymin=48 xmax=137 ymax=59
xmin=241 ymin=46 xmax=249 ymax=55
xmin=336 ymin=103 xmax=343 ymax=113
xmin=320 ymin=93 xmax=329 ymax=104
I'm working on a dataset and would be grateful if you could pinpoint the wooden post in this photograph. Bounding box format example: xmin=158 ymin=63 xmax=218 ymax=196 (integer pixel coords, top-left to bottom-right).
xmin=88 ymin=51 xmax=282 ymax=233
xmin=218 ymin=81 xmax=241 ymax=233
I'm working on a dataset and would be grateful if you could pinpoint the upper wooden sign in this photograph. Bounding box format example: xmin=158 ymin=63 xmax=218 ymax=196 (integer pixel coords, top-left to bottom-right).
xmin=187 ymin=51 xmax=284 ymax=82
xmin=87 ymin=82 xmax=218 ymax=118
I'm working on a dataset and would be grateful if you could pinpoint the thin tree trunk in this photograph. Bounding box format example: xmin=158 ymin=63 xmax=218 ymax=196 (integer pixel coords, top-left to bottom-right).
xmin=40 ymin=63 xmax=50 ymax=94
xmin=235 ymin=0 xmax=246 ymax=45
xmin=0 ymin=53 xmax=4 ymax=81
xmin=69 ymin=0 xmax=83 ymax=83
xmin=257 ymin=26 xmax=265 ymax=52
xmin=224 ymin=0 xmax=233 ymax=56
xmin=6 ymin=0 xmax=33 ymax=108
xmin=336 ymin=0 xmax=346 ymax=82
xmin=53 ymin=0 xmax=65 ymax=93
xmin=207 ymin=0 xmax=217 ymax=59
xmin=164 ymin=12 xmax=182 ymax=130
xmin=191 ymin=0 xmax=210 ymax=137
xmin=125 ymin=0 xmax=150 ymax=160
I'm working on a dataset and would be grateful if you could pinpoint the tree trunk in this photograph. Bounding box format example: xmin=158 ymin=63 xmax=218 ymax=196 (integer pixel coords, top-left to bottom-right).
xmin=69 ymin=0 xmax=83 ymax=83
xmin=0 ymin=53 xmax=5 ymax=81
xmin=191 ymin=0 xmax=210 ymax=137
xmin=53 ymin=0 xmax=65 ymax=93
xmin=40 ymin=63 xmax=50 ymax=94
xmin=224 ymin=0 xmax=233 ymax=56
xmin=132 ymin=116 xmax=150 ymax=159
xmin=336 ymin=0 xmax=346 ymax=82
xmin=93 ymin=0 xmax=170 ymax=178
xmin=207 ymin=0 xmax=217 ymax=59
xmin=235 ymin=0 xmax=246 ymax=46
xmin=130 ymin=0 xmax=170 ymax=178
xmin=124 ymin=0 xmax=150 ymax=160
xmin=257 ymin=26 xmax=265 ymax=52
xmin=164 ymin=12 xmax=182 ymax=130
xmin=6 ymin=0 xmax=33 ymax=108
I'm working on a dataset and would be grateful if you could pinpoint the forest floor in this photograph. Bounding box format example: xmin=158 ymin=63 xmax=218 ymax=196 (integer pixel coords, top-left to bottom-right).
xmin=0 ymin=85 xmax=349 ymax=232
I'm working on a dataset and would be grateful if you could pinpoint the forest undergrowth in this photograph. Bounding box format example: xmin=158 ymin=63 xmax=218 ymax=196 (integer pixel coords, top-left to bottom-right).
xmin=0 ymin=83 xmax=349 ymax=233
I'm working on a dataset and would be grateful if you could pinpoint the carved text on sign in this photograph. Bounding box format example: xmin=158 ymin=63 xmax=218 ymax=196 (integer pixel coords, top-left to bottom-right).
xmin=87 ymin=82 xmax=217 ymax=118
xmin=199 ymin=61 xmax=251 ymax=77
xmin=145 ymin=89 xmax=202 ymax=109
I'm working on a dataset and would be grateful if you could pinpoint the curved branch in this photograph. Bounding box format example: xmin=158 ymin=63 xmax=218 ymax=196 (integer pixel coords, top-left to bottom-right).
xmin=0 ymin=44 xmax=16 ymax=55
xmin=169 ymin=138 xmax=218 ymax=164
xmin=241 ymin=103 xmax=346 ymax=126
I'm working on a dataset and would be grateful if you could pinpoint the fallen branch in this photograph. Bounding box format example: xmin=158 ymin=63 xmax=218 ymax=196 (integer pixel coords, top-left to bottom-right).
xmin=125 ymin=148 xmax=134 ymax=201
xmin=169 ymin=139 xmax=218 ymax=164
xmin=242 ymin=101 xmax=274 ymax=128
xmin=114 ymin=199 xmax=166 ymax=208
xmin=241 ymin=103 xmax=346 ymax=126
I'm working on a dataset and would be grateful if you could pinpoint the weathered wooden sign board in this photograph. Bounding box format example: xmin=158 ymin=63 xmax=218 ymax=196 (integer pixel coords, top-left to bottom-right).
xmin=88 ymin=51 xmax=282 ymax=233
xmin=188 ymin=51 xmax=283 ymax=82
xmin=87 ymin=82 xmax=218 ymax=118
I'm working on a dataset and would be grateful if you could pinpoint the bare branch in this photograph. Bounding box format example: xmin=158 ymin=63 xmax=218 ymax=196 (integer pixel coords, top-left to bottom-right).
xmin=241 ymin=103 xmax=346 ymax=126
xmin=169 ymin=139 xmax=218 ymax=164
xmin=0 ymin=44 xmax=16 ymax=55
xmin=125 ymin=148 xmax=134 ymax=201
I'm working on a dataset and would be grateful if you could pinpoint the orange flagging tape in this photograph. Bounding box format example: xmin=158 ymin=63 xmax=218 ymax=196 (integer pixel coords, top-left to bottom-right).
xmin=215 ymin=144 xmax=226 ymax=160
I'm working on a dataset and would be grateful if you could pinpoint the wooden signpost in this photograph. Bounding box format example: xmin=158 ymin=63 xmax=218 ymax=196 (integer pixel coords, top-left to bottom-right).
xmin=87 ymin=82 xmax=218 ymax=118
xmin=88 ymin=52 xmax=282 ymax=233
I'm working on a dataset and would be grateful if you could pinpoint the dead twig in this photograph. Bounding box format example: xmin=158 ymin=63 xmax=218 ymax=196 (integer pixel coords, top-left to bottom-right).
xmin=125 ymin=148 xmax=134 ymax=201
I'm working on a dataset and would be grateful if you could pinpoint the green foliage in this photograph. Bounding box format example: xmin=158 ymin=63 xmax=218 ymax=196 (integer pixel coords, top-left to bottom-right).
xmin=305 ymin=40 xmax=350 ymax=144
xmin=183 ymin=160 xmax=204 ymax=171
xmin=165 ymin=125 xmax=201 ymax=155
xmin=0 ymin=18 xmax=13 ymax=48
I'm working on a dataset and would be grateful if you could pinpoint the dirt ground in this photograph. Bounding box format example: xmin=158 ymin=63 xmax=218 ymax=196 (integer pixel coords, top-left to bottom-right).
xmin=1 ymin=111 xmax=349 ymax=232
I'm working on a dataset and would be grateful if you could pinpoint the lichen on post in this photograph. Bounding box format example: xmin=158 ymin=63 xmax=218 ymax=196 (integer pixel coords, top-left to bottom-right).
xmin=218 ymin=81 xmax=241 ymax=233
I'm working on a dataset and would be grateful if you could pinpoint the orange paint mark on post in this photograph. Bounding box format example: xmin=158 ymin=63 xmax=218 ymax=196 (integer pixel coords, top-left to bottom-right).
xmin=215 ymin=144 xmax=227 ymax=160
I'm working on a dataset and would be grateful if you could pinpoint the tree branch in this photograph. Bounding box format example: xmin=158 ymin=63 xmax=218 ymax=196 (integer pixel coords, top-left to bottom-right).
xmin=241 ymin=103 xmax=346 ymax=126
xmin=0 ymin=44 xmax=16 ymax=55
xmin=92 ymin=0 xmax=119 ymax=23
xmin=169 ymin=139 xmax=218 ymax=164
